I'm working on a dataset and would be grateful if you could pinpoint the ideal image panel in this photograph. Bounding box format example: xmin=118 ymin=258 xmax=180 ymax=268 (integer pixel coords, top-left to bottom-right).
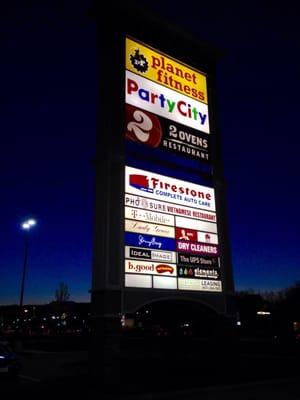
xmin=125 ymin=246 xmax=177 ymax=263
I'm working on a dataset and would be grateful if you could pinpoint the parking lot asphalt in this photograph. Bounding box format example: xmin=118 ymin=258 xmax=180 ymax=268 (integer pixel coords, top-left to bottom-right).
xmin=1 ymin=338 xmax=300 ymax=399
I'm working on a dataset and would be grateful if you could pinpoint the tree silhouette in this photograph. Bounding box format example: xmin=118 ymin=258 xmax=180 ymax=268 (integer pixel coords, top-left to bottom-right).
xmin=54 ymin=282 xmax=70 ymax=303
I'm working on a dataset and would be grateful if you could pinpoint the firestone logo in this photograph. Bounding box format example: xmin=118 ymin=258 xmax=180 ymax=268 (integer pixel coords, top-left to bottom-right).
xmin=129 ymin=174 xmax=153 ymax=193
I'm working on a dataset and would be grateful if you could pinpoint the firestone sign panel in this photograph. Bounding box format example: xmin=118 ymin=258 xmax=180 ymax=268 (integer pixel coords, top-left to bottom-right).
xmin=125 ymin=166 xmax=215 ymax=211
xmin=124 ymin=37 xmax=222 ymax=293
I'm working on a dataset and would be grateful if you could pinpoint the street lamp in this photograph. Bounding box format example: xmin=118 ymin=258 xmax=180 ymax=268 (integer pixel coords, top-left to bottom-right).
xmin=19 ymin=218 xmax=37 ymax=308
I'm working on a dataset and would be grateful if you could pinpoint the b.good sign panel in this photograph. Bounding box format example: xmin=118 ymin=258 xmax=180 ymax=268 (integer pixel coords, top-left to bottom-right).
xmin=125 ymin=259 xmax=177 ymax=276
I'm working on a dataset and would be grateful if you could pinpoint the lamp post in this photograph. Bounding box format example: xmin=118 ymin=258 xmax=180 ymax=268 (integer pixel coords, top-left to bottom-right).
xmin=20 ymin=219 xmax=36 ymax=309
xmin=15 ymin=218 xmax=36 ymax=350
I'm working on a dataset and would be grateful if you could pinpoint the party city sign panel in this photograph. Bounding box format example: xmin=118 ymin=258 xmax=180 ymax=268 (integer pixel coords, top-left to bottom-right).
xmin=126 ymin=70 xmax=209 ymax=133
xmin=126 ymin=37 xmax=208 ymax=104
xmin=125 ymin=166 xmax=215 ymax=211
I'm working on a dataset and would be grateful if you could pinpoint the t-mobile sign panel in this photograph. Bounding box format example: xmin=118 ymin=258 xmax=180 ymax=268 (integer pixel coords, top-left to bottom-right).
xmin=124 ymin=37 xmax=222 ymax=293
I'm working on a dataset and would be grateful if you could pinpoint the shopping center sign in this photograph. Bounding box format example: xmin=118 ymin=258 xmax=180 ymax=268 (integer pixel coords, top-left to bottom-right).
xmin=124 ymin=37 xmax=222 ymax=293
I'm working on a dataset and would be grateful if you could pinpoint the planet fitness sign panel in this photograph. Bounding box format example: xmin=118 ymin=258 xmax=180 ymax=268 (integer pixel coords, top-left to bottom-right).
xmin=126 ymin=37 xmax=208 ymax=104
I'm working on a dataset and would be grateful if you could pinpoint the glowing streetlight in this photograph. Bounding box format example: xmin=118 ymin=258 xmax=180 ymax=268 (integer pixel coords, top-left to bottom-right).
xmin=19 ymin=218 xmax=37 ymax=308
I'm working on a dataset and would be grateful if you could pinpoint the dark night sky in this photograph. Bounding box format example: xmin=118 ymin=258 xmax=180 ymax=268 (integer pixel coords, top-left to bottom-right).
xmin=1 ymin=0 xmax=300 ymax=305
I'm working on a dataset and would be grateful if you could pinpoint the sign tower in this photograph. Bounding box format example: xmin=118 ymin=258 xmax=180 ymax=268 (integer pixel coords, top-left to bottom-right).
xmin=91 ymin=2 xmax=235 ymax=381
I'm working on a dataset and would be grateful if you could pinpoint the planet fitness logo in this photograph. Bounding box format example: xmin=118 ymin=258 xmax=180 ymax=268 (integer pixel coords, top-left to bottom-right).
xmin=130 ymin=49 xmax=149 ymax=73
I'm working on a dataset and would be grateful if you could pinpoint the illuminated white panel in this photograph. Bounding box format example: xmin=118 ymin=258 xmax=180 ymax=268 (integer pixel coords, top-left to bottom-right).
xmin=125 ymin=166 xmax=215 ymax=212
xmin=125 ymin=194 xmax=217 ymax=222
xmin=197 ymin=231 xmax=218 ymax=244
xmin=125 ymin=260 xmax=177 ymax=276
xmin=125 ymin=274 xmax=152 ymax=288
xmin=126 ymin=70 xmax=210 ymax=133
xmin=153 ymin=276 xmax=177 ymax=289
xmin=125 ymin=219 xmax=175 ymax=238
xmin=175 ymin=216 xmax=217 ymax=233
xmin=125 ymin=246 xmax=177 ymax=263
xmin=151 ymin=250 xmax=176 ymax=263
xmin=178 ymin=278 xmax=222 ymax=292
xmin=125 ymin=206 xmax=174 ymax=226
